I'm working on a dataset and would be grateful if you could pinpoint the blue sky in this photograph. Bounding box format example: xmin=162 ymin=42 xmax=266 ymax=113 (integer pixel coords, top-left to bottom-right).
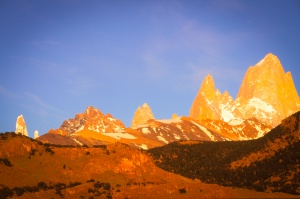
xmin=1 ymin=0 xmax=300 ymax=137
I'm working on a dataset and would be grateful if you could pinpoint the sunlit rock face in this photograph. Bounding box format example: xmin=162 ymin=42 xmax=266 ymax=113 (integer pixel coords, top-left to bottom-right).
xmin=189 ymin=75 xmax=241 ymax=123
xmin=190 ymin=53 xmax=300 ymax=139
xmin=15 ymin=115 xmax=28 ymax=136
xmin=34 ymin=130 xmax=39 ymax=139
xmin=131 ymin=103 xmax=155 ymax=127
xmin=236 ymin=53 xmax=300 ymax=126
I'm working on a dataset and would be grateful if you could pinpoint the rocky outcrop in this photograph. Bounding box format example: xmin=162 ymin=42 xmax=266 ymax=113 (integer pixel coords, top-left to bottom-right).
xmin=172 ymin=113 xmax=179 ymax=119
xmin=15 ymin=115 xmax=28 ymax=136
xmin=131 ymin=103 xmax=155 ymax=127
xmin=34 ymin=130 xmax=39 ymax=139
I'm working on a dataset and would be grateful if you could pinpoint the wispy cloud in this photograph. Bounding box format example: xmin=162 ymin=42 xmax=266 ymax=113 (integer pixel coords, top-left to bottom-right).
xmin=23 ymin=39 xmax=62 ymax=51
xmin=142 ymin=52 xmax=168 ymax=79
xmin=23 ymin=92 xmax=59 ymax=111
xmin=141 ymin=3 xmax=250 ymax=92
xmin=0 ymin=85 xmax=15 ymax=97
xmin=27 ymin=58 xmax=98 ymax=95
xmin=23 ymin=92 xmax=65 ymax=120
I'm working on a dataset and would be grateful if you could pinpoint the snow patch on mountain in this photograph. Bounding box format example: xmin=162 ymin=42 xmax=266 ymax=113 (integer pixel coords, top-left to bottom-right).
xmin=220 ymin=104 xmax=236 ymax=122
xmin=190 ymin=121 xmax=215 ymax=140
xmin=248 ymin=98 xmax=277 ymax=114
xmin=72 ymin=138 xmax=83 ymax=146
xmin=174 ymin=134 xmax=181 ymax=140
xmin=157 ymin=118 xmax=182 ymax=124
xmin=157 ymin=136 xmax=169 ymax=144
xmin=136 ymin=143 xmax=148 ymax=150
xmin=102 ymin=132 xmax=136 ymax=140
xmin=142 ymin=128 xmax=151 ymax=134
xmin=228 ymin=119 xmax=244 ymax=126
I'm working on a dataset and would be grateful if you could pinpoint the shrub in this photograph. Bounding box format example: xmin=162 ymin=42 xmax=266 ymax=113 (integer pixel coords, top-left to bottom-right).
xmin=87 ymin=179 xmax=95 ymax=183
xmin=68 ymin=181 xmax=81 ymax=187
xmin=103 ymin=183 xmax=111 ymax=190
xmin=30 ymin=149 xmax=38 ymax=155
xmin=94 ymin=181 xmax=103 ymax=189
xmin=88 ymin=188 xmax=95 ymax=193
xmin=45 ymin=147 xmax=55 ymax=155
xmin=0 ymin=186 xmax=13 ymax=198
xmin=179 ymin=188 xmax=186 ymax=194
xmin=93 ymin=145 xmax=107 ymax=149
xmin=37 ymin=181 xmax=48 ymax=191
xmin=0 ymin=158 xmax=13 ymax=167
xmin=13 ymin=187 xmax=25 ymax=196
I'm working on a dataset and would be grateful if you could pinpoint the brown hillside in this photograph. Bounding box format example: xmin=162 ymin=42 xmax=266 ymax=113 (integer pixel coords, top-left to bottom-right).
xmin=0 ymin=132 xmax=297 ymax=198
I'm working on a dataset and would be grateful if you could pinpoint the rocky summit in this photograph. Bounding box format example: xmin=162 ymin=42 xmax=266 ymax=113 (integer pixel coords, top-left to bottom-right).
xmin=47 ymin=106 xmax=125 ymax=136
xmin=131 ymin=103 xmax=155 ymax=127
xmin=190 ymin=53 xmax=300 ymax=131
xmin=34 ymin=130 xmax=39 ymax=139
xmin=236 ymin=53 xmax=300 ymax=126
xmin=15 ymin=115 xmax=28 ymax=136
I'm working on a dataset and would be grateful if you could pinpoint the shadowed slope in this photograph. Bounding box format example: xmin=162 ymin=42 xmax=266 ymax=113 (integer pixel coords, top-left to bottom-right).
xmin=149 ymin=111 xmax=300 ymax=195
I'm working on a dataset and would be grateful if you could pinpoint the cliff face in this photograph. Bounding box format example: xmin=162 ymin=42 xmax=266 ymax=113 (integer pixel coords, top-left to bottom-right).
xmin=190 ymin=53 xmax=300 ymax=129
xmin=236 ymin=53 xmax=300 ymax=126
xmin=190 ymin=75 xmax=243 ymax=123
xmin=189 ymin=75 xmax=221 ymax=121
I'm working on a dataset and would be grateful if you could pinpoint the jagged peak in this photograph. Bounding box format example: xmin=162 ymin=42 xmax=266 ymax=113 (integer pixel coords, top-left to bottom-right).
xmin=131 ymin=103 xmax=155 ymax=127
xmin=142 ymin=103 xmax=149 ymax=108
xmin=198 ymin=74 xmax=216 ymax=101
xmin=202 ymin=74 xmax=214 ymax=87
xmin=84 ymin=106 xmax=103 ymax=115
xmin=255 ymin=53 xmax=284 ymax=74
xmin=17 ymin=115 xmax=24 ymax=119
xmin=86 ymin=105 xmax=97 ymax=111
xmin=256 ymin=53 xmax=278 ymax=66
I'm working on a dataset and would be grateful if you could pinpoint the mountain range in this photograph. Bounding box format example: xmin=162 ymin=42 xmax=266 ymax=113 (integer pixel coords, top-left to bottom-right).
xmin=33 ymin=53 xmax=300 ymax=148
xmin=0 ymin=111 xmax=299 ymax=198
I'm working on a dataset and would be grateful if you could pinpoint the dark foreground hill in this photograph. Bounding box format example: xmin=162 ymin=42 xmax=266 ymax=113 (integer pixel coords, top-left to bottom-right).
xmin=0 ymin=133 xmax=298 ymax=198
xmin=149 ymin=111 xmax=300 ymax=195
